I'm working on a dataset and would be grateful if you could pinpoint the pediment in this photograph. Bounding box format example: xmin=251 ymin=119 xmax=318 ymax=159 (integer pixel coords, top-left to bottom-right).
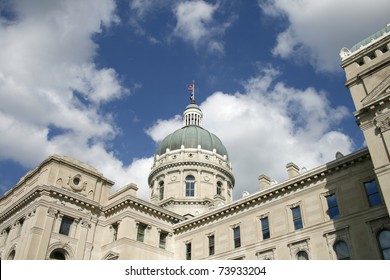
xmin=362 ymin=74 xmax=390 ymax=107
xmin=103 ymin=251 xmax=119 ymax=260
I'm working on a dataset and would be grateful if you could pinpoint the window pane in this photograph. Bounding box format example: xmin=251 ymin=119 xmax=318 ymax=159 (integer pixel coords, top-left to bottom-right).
xmin=186 ymin=243 xmax=192 ymax=260
xmin=159 ymin=181 xmax=164 ymax=200
xmin=326 ymin=194 xmax=340 ymax=219
xmin=364 ymin=180 xmax=382 ymax=207
xmin=296 ymin=251 xmax=308 ymax=260
xmin=233 ymin=227 xmax=241 ymax=248
xmin=186 ymin=176 xmax=195 ymax=197
xmin=59 ymin=217 xmax=73 ymax=236
xmin=334 ymin=241 xmax=350 ymax=260
xmin=159 ymin=232 xmax=167 ymax=249
xmin=292 ymin=206 xmax=303 ymax=230
xmin=209 ymin=235 xmax=215 ymax=255
xmin=261 ymin=217 xmax=270 ymax=239
xmin=137 ymin=224 xmax=146 ymax=242
xmin=378 ymin=230 xmax=390 ymax=260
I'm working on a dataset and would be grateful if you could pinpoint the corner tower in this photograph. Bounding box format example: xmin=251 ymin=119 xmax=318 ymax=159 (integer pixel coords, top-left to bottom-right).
xmin=148 ymin=94 xmax=235 ymax=217
xmin=340 ymin=24 xmax=390 ymax=214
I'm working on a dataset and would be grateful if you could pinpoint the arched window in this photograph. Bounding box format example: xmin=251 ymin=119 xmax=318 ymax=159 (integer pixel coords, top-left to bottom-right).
xmin=185 ymin=175 xmax=195 ymax=197
xmin=334 ymin=241 xmax=351 ymax=260
xmin=296 ymin=250 xmax=309 ymax=260
xmin=49 ymin=249 xmax=67 ymax=260
xmin=378 ymin=230 xmax=390 ymax=260
xmin=159 ymin=181 xmax=164 ymax=200
xmin=216 ymin=181 xmax=222 ymax=196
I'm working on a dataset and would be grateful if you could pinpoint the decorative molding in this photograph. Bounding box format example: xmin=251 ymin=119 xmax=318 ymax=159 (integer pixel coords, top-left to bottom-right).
xmin=375 ymin=116 xmax=390 ymax=132
xmin=256 ymin=247 xmax=276 ymax=260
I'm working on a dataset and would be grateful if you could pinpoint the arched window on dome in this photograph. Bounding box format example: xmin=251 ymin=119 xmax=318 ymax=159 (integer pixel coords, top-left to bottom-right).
xmin=159 ymin=181 xmax=164 ymax=200
xmin=185 ymin=175 xmax=195 ymax=197
xmin=217 ymin=181 xmax=222 ymax=196
xmin=378 ymin=230 xmax=390 ymax=259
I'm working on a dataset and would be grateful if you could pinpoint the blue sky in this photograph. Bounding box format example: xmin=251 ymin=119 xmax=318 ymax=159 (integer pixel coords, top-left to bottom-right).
xmin=1 ymin=0 xmax=389 ymax=201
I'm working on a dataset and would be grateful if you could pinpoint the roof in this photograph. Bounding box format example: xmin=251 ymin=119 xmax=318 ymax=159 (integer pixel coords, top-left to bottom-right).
xmin=349 ymin=25 xmax=390 ymax=53
xmin=156 ymin=125 xmax=229 ymax=159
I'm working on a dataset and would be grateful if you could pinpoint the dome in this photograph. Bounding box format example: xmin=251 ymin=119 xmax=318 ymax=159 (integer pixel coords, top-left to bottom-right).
xmin=156 ymin=126 xmax=229 ymax=159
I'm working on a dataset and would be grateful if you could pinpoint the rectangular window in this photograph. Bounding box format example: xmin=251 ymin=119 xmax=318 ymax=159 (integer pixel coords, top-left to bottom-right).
xmin=233 ymin=226 xmax=241 ymax=248
xmin=260 ymin=217 xmax=270 ymax=240
xmin=59 ymin=217 xmax=73 ymax=236
xmin=112 ymin=223 xmax=119 ymax=241
xmin=159 ymin=232 xmax=168 ymax=249
xmin=291 ymin=206 xmax=303 ymax=230
xmin=186 ymin=182 xmax=195 ymax=196
xmin=186 ymin=242 xmax=192 ymax=260
xmin=208 ymin=235 xmax=215 ymax=256
xmin=326 ymin=194 xmax=340 ymax=219
xmin=137 ymin=223 xmax=147 ymax=242
xmin=364 ymin=180 xmax=382 ymax=207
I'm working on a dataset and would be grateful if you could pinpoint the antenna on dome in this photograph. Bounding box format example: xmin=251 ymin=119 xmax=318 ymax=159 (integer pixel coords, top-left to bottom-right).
xmin=187 ymin=80 xmax=195 ymax=103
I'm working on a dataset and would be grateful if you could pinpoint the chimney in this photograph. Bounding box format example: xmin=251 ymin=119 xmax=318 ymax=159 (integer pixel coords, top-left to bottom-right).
xmin=258 ymin=175 xmax=271 ymax=190
xmin=286 ymin=162 xmax=300 ymax=179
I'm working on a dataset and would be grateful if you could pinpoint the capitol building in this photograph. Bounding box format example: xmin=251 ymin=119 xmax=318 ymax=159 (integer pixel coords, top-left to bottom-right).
xmin=1 ymin=26 xmax=390 ymax=260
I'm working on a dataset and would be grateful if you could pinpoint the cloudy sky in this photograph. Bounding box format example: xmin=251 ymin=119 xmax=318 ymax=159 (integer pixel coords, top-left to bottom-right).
xmin=1 ymin=0 xmax=389 ymax=201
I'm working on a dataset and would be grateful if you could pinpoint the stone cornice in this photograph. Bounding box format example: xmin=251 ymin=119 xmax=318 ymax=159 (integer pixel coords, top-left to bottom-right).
xmin=344 ymin=56 xmax=390 ymax=88
xmin=103 ymin=195 xmax=185 ymax=224
xmin=341 ymin=34 xmax=390 ymax=68
xmin=158 ymin=197 xmax=213 ymax=208
xmin=0 ymin=185 xmax=100 ymax=225
xmin=173 ymin=148 xmax=371 ymax=234
xmin=148 ymin=160 xmax=235 ymax=186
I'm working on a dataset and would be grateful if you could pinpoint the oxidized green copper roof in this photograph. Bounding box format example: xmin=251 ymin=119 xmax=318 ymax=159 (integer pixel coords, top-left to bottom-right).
xmin=350 ymin=25 xmax=390 ymax=53
xmin=156 ymin=126 xmax=229 ymax=160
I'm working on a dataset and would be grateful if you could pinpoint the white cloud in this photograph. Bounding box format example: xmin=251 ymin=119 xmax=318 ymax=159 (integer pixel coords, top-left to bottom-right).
xmin=146 ymin=68 xmax=354 ymax=199
xmin=0 ymin=0 xmax=150 ymax=199
xmin=173 ymin=0 xmax=230 ymax=54
xmin=145 ymin=115 xmax=183 ymax=142
xmin=260 ymin=0 xmax=390 ymax=71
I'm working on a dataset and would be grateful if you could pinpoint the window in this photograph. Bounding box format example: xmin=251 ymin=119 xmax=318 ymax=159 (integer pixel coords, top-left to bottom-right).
xmin=137 ymin=223 xmax=147 ymax=242
xmin=112 ymin=223 xmax=119 ymax=241
xmin=260 ymin=217 xmax=270 ymax=240
xmin=233 ymin=226 xmax=241 ymax=248
xmin=186 ymin=242 xmax=192 ymax=260
xmin=296 ymin=250 xmax=309 ymax=260
xmin=185 ymin=175 xmax=195 ymax=197
xmin=49 ymin=250 xmax=66 ymax=260
xmin=208 ymin=235 xmax=215 ymax=256
xmin=216 ymin=181 xmax=222 ymax=196
xmin=378 ymin=230 xmax=390 ymax=260
xmin=159 ymin=232 xmax=168 ymax=249
xmin=59 ymin=217 xmax=73 ymax=236
xmin=334 ymin=241 xmax=351 ymax=260
xmin=291 ymin=206 xmax=303 ymax=230
xmin=326 ymin=194 xmax=340 ymax=219
xmin=159 ymin=181 xmax=164 ymax=200
xmin=364 ymin=180 xmax=382 ymax=207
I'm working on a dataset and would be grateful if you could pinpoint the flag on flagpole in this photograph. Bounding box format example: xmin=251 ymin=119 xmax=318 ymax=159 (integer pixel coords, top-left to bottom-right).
xmin=188 ymin=81 xmax=195 ymax=103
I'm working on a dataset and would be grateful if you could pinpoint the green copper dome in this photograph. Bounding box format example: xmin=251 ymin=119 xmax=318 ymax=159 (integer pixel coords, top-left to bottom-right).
xmin=156 ymin=126 xmax=229 ymax=159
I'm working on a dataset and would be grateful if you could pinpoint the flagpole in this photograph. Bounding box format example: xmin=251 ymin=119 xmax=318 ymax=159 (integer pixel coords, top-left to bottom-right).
xmin=192 ymin=80 xmax=195 ymax=102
